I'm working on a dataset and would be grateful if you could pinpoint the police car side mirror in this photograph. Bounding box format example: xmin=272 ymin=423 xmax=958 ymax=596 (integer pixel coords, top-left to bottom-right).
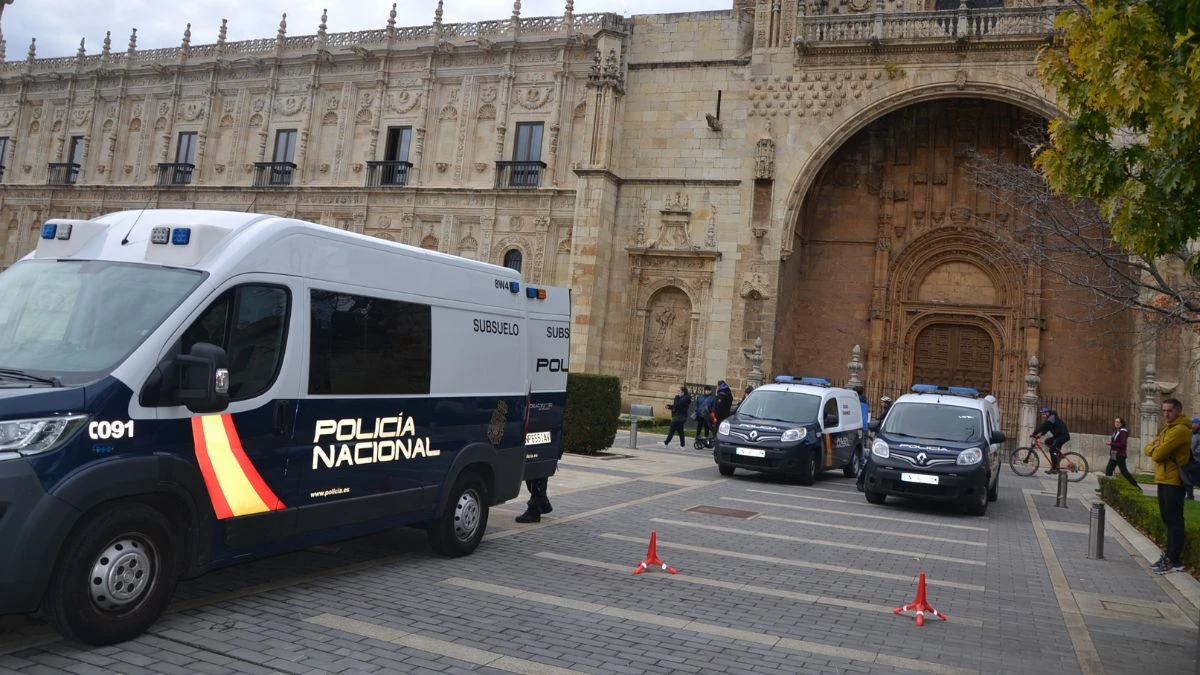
xmin=868 ymin=420 xmax=881 ymax=433
xmin=990 ymin=430 xmax=1006 ymax=444
xmin=176 ymin=342 xmax=230 ymax=414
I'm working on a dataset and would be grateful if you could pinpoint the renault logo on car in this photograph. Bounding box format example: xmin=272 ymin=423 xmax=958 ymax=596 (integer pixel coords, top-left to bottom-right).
xmin=916 ymin=452 xmax=928 ymax=466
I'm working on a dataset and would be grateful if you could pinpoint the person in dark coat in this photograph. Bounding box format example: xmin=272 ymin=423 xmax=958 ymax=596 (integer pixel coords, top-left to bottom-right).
xmin=714 ymin=381 xmax=734 ymax=423
xmin=1101 ymin=417 xmax=1138 ymax=489
xmin=1032 ymin=406 xmax=1071 ymax=474
xmin=661 ymin=385 xmax=691 ymax=448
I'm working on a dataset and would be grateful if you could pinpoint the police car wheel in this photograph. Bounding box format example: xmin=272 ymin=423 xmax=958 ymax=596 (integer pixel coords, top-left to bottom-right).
xmin=864 ymin=489 xmax=886 ymax=505
xmin=843 ymin=449 xmax=860 ymax=478
xmin=988 ymin=472 xmax=1000 ymax=502
xmin=966 ymin=483 xmax=989 ymax=516
xmin=798 ymin=451 xmax=818 ymax=486
xmin=428 ymin=472 xmax=489 ymax=558
xmin=717 ymin=463 xmax=735 ymax=476
xmin=43 ymin=503 xmax=179 ymax=646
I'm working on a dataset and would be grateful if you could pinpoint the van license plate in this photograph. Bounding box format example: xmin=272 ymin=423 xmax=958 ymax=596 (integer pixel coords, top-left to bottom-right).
xmin=735 ymin=447 xmax=766 ymax=458
xmin=525 ymin=431 xmax=552 ymax=445
xmin=901 ymin=472 xmax=939 ymax=485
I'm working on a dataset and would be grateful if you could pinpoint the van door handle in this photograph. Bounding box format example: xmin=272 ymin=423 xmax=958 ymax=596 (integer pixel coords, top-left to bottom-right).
xmin=273 ymin=400 xmax=295 ymax=437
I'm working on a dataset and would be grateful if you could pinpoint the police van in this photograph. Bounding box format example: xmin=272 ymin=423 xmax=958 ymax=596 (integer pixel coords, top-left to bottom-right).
xmin=713 ymin=376 xmax=864 ymax=485
xmin=0 ymin=209 xmax=570 ymax=645
xmin=861 ymin=384 xmax=1004 ymax=516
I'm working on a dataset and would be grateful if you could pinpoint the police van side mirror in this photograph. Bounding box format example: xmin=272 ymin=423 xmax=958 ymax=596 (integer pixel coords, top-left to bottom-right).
xmin=868 ymin=420 xmax=881 ymax=433
xmin=175 ymin=342 xmax=230 ymax=414
xmin=989 ymin=430 xmax=1006 ymax=444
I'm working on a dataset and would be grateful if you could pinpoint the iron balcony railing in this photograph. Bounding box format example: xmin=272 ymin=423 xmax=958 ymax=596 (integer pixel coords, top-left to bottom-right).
xmin=156 ymin=163 xmax=195 ymax=186
xmin=495 ymin=160 xmax=546 ymax=189
xmin=47 ymin=163 xmax=80 ymax=186
xmin=252 ymin=162 xmax=297 ymax=187
xmin=366 ymin=160 xmax=413 ymax=187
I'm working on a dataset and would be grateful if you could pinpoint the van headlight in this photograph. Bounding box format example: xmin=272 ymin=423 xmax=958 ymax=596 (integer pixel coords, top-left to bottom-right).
xmin=718 ymin=420 xmax=731 ymax=436
xmin=871 ymin=439 xmax=890 ymax=458
xmin=780 ymin=427 xmax=807 ymax=442
xmin=957 ymin=447 xmax=983 ymax=465
xmin=0 ymin=415 xmax=88 ymax=457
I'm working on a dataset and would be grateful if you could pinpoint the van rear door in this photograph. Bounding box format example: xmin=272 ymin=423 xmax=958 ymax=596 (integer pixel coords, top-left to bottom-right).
xmin=524 ymin=286 xmax=570 ymax=481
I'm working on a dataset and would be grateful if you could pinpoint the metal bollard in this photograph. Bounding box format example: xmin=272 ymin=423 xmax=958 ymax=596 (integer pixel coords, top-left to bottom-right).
xmin=629 ymin=419 xmax=639 ymax=449
xmin=1055 ymin=470 xmax=1069 ymax=508
xmin=1087 ymin=502 xmax=1105 ymax=559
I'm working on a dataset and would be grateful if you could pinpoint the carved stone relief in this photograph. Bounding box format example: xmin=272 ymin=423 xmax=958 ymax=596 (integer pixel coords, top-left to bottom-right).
xmin=641 ymin=287 xmax=692 ymax=383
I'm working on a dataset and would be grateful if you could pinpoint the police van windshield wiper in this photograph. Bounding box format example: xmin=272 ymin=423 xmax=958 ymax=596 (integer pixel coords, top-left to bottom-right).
xmin=0 ymin=368 xmax=63 ymax=387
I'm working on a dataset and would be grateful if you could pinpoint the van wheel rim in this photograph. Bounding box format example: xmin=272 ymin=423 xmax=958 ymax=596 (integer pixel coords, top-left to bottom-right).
xmin=453 ymin=489 xmax=482 ymax=542
xmin=90 ymin=536 xmax=156 ymax=611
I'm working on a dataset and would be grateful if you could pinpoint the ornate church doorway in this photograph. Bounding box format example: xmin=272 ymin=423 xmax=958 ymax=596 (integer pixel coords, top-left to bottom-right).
xmin=911 ymin=324 xmax=994 ymax=393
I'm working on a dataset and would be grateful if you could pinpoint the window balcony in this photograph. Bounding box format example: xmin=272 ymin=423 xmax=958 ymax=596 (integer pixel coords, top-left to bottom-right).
xmin=0 ymin=165 xmax=6 ymax=183
xmin=156 ymin=163 xmax=195 ymax=186
xmin=366 ymin=161 xmax=413 ymax=187
xmin=47 ymin=163 xmax=80 ymax=186
xmin=495 ymin=161 xmax=547 ymax=189
xmin=252 ymin=162 xmax=297 ymax=187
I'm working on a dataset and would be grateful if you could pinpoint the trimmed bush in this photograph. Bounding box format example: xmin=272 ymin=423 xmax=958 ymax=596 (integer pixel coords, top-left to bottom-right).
xmin=563 ymin=372 xmax=621 ymax=455
xmin=1098 ymin=475 xmax=1200 ymax=570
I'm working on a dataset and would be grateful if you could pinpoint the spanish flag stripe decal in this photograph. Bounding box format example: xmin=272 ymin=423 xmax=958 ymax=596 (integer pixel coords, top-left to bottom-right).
xmin=220 ymin=414 xmax=285 ymax=511
xmin=191 ymin=417 xmax=234 ymax=520
xmin=192 ymin=414 xmax=285 ymax=519
xmin=824 ymin=434 xmax=833 ymax=468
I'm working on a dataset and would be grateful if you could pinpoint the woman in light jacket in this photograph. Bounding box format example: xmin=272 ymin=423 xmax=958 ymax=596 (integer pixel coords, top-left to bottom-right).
xmin=1103 ymin=417 xmax=1138 ymax=489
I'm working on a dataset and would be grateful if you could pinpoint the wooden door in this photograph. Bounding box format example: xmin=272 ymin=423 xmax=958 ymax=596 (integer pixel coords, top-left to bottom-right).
xmin=911 ymin=324 xmax=994 ymax=393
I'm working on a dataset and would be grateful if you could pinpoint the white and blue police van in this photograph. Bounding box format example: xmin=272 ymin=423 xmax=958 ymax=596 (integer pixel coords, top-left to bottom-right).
xmin=713 ymin=376 xmax=864 ymax=485
xmin=862 ymin=384 xmax=1004 ymax=516
xmin=0 ymin=209 xmax=570 ymax=645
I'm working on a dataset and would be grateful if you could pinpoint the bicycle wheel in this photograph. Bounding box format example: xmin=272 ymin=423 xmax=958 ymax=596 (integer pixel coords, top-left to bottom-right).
xmin=1059 ymin=452 xmax=1090 ymax=482
xmin=1009 ymin=447 xmax=1039 ymax=476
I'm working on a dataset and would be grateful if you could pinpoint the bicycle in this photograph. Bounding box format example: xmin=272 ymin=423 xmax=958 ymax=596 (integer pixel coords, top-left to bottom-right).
xmin=1009 ymin=435 xmax=1089 ymax=482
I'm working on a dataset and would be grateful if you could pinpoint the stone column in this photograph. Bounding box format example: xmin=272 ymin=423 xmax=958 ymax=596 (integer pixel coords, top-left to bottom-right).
xmin=1136 ymin=364 xmax=1160 ymax=473
xmin=1019 ymin=356 xmax=1039 ymax=441
xmin=847 ymin=344 xmax=864 ymax=389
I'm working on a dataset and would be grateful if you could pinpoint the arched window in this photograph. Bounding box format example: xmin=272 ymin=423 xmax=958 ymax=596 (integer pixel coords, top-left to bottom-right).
xmin=503 ymin=249 xmax=523 ymax=272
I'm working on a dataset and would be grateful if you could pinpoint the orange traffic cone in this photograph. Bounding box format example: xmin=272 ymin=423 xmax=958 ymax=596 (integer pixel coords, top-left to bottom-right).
xmin=893 ymin=571 xmax=946 ymax=626
xmin=633 ymin=531 xmax=678 ymax=575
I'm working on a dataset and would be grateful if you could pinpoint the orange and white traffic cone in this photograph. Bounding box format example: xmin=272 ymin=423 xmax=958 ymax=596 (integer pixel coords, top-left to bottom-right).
xmin=633 ymin=531 xmax=678 ymax=575
xmin=893 ymin=571 xmax=946 ymax=626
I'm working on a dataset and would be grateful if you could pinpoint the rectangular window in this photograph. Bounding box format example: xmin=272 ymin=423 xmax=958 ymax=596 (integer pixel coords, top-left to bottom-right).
xmin=308 ymin=289 xmax=432 ymax=396
xmin=0 ymin=136 xmax=9 ymax=181
xmin=181 ymin=285 xmax=290 ymax=401
xmin=512 ymin=122 xmax=544 ymax=162
xmin=384 ymin=126 xmax=412 ymax=162
xmin=272 ymin=129 xmax=298 ymax=163
xmin=176 ymin=132 xmax=198 ymax=164
xmin=68 ymin=136 xmax=85 ymax=165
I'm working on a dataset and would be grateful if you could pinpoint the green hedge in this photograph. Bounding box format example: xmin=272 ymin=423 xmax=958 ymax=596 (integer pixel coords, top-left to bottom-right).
xmin=562 ymin=372 xmax=621 ymax=455
xmin=1098 ymin=476 xmax=1200 ymax=569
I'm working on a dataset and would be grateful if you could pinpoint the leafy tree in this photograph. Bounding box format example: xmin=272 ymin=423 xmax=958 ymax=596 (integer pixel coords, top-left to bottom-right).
xmin=1036 ymin=0 xmax=1200 ymax=268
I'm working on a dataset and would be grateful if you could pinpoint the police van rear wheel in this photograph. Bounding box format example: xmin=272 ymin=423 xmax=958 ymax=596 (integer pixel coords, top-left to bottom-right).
xmin=43 ymin=503 xmax=178 ymax=646
xmin=428 ymin=472 xmax=489 ymax=558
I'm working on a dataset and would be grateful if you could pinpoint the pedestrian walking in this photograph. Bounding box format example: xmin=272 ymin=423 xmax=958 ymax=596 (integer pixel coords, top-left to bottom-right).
xmin=1145 ymin=398 xmax=1191 ymax=574
xmin=694 ymin=386 xmax=715 ymax=441
xmin=714 ymin=381 xmax=733 ymax=424
xmin=661 ymin=385 xmax=691 ymax=448
xmin=1099 ymin=417 xmax=1138 ymax=490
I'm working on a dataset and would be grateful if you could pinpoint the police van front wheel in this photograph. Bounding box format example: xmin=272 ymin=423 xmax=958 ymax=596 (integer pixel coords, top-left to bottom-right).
xmin=43 ymin=503 xmax=179 ymax=646
xmin=428 ymin=472 xmax=489 ymax=557
xmin=843 ymin=449 xmax=860 ymax=478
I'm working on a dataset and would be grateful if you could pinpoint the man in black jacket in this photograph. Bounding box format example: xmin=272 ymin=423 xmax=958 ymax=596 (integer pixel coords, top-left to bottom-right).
xmin=1032 ymin=406 xmax=1071 ymax=474
xmin=661 ymin=385 xmax=692 ymax=448
xmin=714 ymin=381 xmax=734 ymax=424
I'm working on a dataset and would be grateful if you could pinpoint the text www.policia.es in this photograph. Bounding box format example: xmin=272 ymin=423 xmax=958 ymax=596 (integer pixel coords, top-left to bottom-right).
xmin=310 ymin=487 xmax=350 ymax=498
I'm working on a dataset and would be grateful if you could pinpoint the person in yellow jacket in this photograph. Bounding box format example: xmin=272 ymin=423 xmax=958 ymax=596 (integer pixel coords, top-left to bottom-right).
xmin=1145 ymin=398 xmax=1192 ymax=574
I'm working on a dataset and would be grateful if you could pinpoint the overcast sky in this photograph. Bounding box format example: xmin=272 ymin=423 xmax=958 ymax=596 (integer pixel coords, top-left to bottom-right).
xmin=5 ymin=0 xmax=732 ymax=60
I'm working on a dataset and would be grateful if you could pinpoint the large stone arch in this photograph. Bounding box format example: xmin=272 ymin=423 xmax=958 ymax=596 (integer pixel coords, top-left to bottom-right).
xmin=780 ymin=81 xmax=1058 ymax=259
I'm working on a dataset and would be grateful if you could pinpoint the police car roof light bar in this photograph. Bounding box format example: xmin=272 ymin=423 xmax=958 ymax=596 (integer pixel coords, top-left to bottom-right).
xmin=910 ymin=383 xmax=981 ymax=398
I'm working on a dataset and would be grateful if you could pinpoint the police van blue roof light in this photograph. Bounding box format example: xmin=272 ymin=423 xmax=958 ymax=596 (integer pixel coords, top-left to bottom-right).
xmin=911 ymin=384 xmax=940 ymax=393
xmin=509 ymin=281 xmax=520 ymax=294
xmin=948 ymin=386 xmax=981 ymax=397
xmin=526 ymin=287 xmax=538 ymax=298
xmin=40 ymin=223 xmax=57 ymax=240
xmin=774 ymin=375 xmax=796 ymax=383
xmin=911 ymin=383 xmax=981 ymax=397
xmin=798 ymin=377 xmax=832 ymax=386
xmin=171 ymin=227 xmax=191 ymax=245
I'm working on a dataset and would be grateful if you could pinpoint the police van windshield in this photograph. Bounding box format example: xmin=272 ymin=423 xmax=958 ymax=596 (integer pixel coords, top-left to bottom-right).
xmin=0 ymin=259 xmax=204 ymax=385
xmin=735 ymin=390 xmax=821 ymax=425
xmin=882 ymin=402 xmax=983 ymax=443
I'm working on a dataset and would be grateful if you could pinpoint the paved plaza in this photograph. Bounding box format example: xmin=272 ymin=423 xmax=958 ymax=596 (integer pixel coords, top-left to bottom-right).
xmin=1 ymin=432 xmax=1197 ymax=674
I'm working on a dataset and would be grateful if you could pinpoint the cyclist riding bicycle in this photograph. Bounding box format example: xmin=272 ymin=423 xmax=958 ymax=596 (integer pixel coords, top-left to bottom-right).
xmin=1032 ymin=406 xmax=1071 ymax=474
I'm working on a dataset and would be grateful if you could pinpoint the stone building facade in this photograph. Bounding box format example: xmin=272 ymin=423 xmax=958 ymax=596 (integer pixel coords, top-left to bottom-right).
xmin=0 ymin=0 xmax=1192 ymax=435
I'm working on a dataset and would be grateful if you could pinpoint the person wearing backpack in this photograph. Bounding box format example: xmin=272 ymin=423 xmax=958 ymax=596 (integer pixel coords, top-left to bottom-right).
xmin=661 ymin=385 xmax=692 ymax=448
xmin=694 ymin=386 xmax=715 ymax=441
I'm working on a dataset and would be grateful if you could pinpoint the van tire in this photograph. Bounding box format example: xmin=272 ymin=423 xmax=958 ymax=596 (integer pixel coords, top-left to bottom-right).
xmin=717 ymin=463 xmax=735 ymax=476
xmin=43 ymin=503 xmax=179 ymax=646
xmin=798 ymin=451 xmax=818 ymax=486
xmin=864 ymin=489 xmax=886 ymax=505
xmin=966 ymin=483 xmax=989 ymax=516
xmin=843 ymin=449 xmax=860 ymax=478
xmin=987 ymin=472 xmax=999 ymax=502
xmin=427 ymin=472 xmax=489 ymax=558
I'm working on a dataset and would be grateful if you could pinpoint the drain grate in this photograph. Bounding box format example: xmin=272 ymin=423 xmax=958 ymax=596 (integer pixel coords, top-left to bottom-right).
xmin=685 ymin=504 xmax=759 ymax=519
xmin=594 ymin=452 xmax=636 ymax=460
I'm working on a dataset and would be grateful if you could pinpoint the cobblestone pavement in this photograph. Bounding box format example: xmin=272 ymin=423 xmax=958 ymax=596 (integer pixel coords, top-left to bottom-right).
xmin=2 ymin=432 xmax=1197 ymax=674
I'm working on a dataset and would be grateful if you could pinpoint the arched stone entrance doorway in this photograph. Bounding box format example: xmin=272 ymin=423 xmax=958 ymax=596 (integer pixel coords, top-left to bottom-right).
xmin=774 ymin=97 xmax=1038 ymax=396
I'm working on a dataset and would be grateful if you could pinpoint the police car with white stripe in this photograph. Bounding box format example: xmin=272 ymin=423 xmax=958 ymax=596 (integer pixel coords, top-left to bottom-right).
xmin=861 ymin=384 xmax=1004 ymax=516
xmin=713 ymin=376 xmax=864 ymax=485
xmin=0 ymin=210 xmax=569 ymax=644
